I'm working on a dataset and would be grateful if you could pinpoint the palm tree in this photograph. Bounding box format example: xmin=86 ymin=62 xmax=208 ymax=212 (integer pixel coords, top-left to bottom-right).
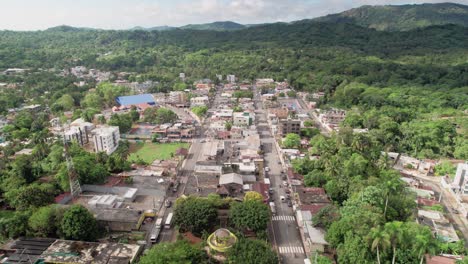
xmin=381 ymin=172 xmax=402 ymax=219
xmin=384 ymin=221 xmax=404 ymax=264
xmin=414 ymin=229 xmax=438 ymax=264
xmin=369 ymin=226 xmax=391 ymax=264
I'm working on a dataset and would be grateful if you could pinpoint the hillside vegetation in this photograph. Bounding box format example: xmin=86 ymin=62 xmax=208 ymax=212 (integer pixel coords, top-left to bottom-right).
xmin=180 ymin=21 xmax=246 ymax=31
xmin=313 ymin=3 xmax=468 ymax=31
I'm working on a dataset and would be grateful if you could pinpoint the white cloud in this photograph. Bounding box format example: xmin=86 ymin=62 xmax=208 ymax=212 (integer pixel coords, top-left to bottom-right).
xmin=0 ymin=0 xmax=467 ymax=30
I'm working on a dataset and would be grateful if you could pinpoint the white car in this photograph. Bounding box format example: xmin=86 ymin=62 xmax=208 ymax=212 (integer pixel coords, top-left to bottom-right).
xmin=280 ymin=196 xmax=286 ymax=202
xmin=265 ymin=167 xmax=270 ymax=172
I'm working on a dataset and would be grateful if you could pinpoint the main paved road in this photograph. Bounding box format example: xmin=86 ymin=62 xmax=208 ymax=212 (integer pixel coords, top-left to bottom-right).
xmin=156 ymin=101 xmax=205 ymax=243
xmin=255 ymin=89 xmax=306 ymax=264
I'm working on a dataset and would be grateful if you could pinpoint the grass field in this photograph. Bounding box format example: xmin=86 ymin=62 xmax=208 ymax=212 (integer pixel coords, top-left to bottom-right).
xmin=128 ymin=142 xmax=190 ymax=164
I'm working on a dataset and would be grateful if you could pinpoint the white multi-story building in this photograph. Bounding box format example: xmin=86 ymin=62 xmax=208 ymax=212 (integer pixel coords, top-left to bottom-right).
xmin=233 ymin=112 xmax=254 ymax=127
xmin=190 ymin=96 xmax=209 ymax=107
xmin=451 ymin=163 xmax=468 ymax=196
xmin=63 ymin=118 xmax=95 ymax=146
xmin=168 ymin=91 xmax=188 ymax=105
xmin=64 ymin=126 xmax=89 ymax=146
xmin=227 ymin=75 xmax=236 ymax=83
xmin=92 ymin=126 xmax=120 ymax=154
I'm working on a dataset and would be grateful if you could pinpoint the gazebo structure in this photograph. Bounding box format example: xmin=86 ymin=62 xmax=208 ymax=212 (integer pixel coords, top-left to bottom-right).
xmin=207 ymin=228 xmax=238 ymax=253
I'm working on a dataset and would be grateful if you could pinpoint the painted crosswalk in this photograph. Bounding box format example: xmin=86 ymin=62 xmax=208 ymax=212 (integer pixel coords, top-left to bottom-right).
xmin=272 ymin=215 xmax=295 ymax=221
xmin=278 ymin=246 xmax=305 ymax=254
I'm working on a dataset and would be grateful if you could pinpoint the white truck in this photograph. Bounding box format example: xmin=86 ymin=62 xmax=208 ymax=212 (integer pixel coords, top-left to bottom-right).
xmin=269 ymin=202 xmax=276 ymax=216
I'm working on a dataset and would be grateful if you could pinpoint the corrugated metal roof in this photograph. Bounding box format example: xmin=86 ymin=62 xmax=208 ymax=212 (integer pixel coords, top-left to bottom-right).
xmin=116 ymin=94 xmax=156 ymax=106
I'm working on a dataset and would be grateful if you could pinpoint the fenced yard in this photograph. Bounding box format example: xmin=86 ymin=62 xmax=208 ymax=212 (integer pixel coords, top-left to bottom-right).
xmin=128 ymin=142 xmax=190 ymax=164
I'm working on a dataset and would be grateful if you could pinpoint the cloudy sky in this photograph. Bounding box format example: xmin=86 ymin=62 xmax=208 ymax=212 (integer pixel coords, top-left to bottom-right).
xmin=1 ymin=0 xmax=467 ymax=30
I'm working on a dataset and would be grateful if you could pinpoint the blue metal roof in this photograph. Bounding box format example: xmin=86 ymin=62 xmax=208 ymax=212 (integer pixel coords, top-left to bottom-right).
xmin=116 ymin=94 xmax=156 ymax=106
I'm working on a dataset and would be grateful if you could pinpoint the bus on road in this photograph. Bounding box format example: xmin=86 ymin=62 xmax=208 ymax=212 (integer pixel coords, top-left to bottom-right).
xmin=165 ymin=213 xmax=174 ymax=229
xmin=150 ymin=218 xmax=163 ymax=244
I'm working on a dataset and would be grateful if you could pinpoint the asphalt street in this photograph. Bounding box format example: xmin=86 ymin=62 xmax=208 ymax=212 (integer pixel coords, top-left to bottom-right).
xmin=255 ymin=89 xmax=306 ymax=264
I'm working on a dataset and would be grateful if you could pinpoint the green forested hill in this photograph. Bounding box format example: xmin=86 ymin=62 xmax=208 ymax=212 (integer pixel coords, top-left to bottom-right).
xmin=180 ymin=21 xmax=246 ymax=31
xmin=313 ymin=3 xmax=468 ymax=31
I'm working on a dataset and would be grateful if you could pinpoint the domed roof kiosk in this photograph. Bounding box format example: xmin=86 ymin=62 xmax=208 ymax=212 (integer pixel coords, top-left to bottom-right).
xmin=207 ymin=228 xmax=238 ymax=253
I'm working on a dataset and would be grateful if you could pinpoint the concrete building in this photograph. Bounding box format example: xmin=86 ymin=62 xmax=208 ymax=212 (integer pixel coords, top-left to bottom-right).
xmin=64 ymin=126 xmax=89 ymax=146
xmin=269 ymin=107 xmax=289 ymax=120
xmin=227 ymin=74 xmax=236 ymax=83
xmin=214 ymin=108 xmax=234 ymax=119
xmin=40 ymin=240 xmax=141 ymax=264
xmin=3 ymin=68 xmax=26 ymax=75
xmin=319 ymin=109 xmax=346 ymax=130
xmin=93 ymin=209 xmax=142 ymax=232
xmin=233 ymin=112 xmax=254 ymax=127
xmin=296 ymin=210 xmax=329 ymax=254
xmin=219 ymin=173 xmax=243 ymax=197
xmin=451 ymin=163 xmax=468 ymax=196
xmin=279 ymin=118 xmax=301 ymax=136
xmin=190 ymin=96 xmax=209 ymax=107
xmin=168 ymin=91 xmax=188 ymax=106
xmin=93 ymin=126 xmax=120 ymax=154
xmin=256 ymin=78 xmax=275 ymax=87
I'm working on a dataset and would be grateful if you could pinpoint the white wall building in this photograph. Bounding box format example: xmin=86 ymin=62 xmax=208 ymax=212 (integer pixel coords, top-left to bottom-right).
xmin=451 ymin=163 xmax=468 ymax=196
xmin=227 ymin=74 xmax=236 ymax=83
xmin=168 ymin=91 xmax=188 ymax=105
xmin=233 ymin=112 xmax=254 ymax=127
xmin=93 ymin=126 xmax=120 ymax=154
xmin=63 ymin=118 xmax=95 ymax=146
xmin=64 ymin=126 xmax=89 ymax=146
xmin=214 ymin=109 xmax=233 ymax=119
xmin=190 ymin=96 xmax=209 ymax=107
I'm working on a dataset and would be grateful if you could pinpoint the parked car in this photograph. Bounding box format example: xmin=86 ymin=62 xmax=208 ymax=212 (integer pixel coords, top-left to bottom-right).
xmin=283 ymin=181 xmax=288 ymax=187
xmin=269 ymin=188 xmax=274 ymax=194
xmin=287 ymin=200 xmax=293 ymax=207
xmin=280 ymin=196 xmax=286 ymax=203
xmin=265 ymin=167 xmax=270 ymax=172
xmin=165 ymin=200 xmax=172 ymax=208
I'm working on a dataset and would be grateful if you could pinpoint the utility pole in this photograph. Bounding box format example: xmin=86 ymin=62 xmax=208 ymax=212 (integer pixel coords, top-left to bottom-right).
xmin=61 ymin=123 xmax=82 ymax=198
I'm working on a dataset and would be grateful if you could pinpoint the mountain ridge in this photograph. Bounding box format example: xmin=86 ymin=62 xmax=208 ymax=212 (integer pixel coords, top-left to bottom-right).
xmin=313 ymin=2 xmax=468 ymax=31
xmin=40 ymin=2 xmax=468 ymax=32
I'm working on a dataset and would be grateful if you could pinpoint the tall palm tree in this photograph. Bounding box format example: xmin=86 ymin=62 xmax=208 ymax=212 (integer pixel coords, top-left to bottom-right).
xmin=381 ymin=173 xmax=402 ymax=219
xmin=414 ymin=229 xmax=438 ymax=264
xmin=384 ymin=221 xmax=404 ymax=264
xmin=369 ymin=226 xmax=391 ymax=264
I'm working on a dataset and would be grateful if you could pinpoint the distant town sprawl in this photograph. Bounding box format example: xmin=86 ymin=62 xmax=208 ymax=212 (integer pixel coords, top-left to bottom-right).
xmin=0 ymin=67 xmax=467 ymax=264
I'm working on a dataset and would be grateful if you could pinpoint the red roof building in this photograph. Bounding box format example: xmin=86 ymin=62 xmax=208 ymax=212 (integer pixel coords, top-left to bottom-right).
xmin=252 ymin=182 xmax=270 ymax=203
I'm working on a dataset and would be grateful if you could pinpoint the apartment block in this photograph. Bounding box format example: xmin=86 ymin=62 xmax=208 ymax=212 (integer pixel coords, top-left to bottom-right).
xmin=279 ymin=118 xmax=301 ymax=136
xmin=93 ymin=126 xmax=120 ymax=154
